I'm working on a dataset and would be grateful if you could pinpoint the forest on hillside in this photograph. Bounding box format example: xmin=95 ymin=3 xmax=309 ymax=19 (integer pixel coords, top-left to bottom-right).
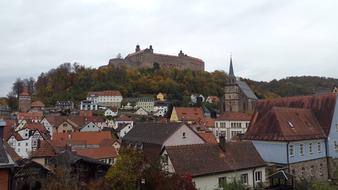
xmin=5 ymin=62 xmax=338 ymax=109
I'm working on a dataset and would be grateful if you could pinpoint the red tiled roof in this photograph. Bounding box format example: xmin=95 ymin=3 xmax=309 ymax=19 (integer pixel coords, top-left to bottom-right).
xmin=3 ymin=120 xmax=16 ymax=141
xmin=115 ymin=114 xmax=133 ymax=121
xmin=244 ymin=107 xmax=326 ymax=141
xmin=31 ymin=101 xmax=45 ymax=108
xmin=24 ymin=123 xmax=46 ymax=133
xmin=216 ymin=112 xmax=252 ymax=121
xmin=198 ymin=132 xmax=218 ymax=144
xmin=75 ymin=146 xmax=118 ymax=160
xmin=17 ymin=112 xmax=44 ymax=120
xmin=245 ymin=93 xmax=337 ymax=139
xmin=52 ymin=131 xmax=112 ymax=147
xmin=200 ymin=117 xmax=215 ymax=128
xmin=174 ymin=107 xmax=204 ymax=122
xmin=31 ymin=141 xmax=57 ymax=158
xmin=88 ymin=90 xmax=121 ymax=97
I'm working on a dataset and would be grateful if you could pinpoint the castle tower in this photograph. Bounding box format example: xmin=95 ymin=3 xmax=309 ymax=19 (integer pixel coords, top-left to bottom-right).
xmin=223 ymin=55 xmax=240 ymax=112
xmin=18 ymin=86 xmax=31 ymax=112
xmin=135 ymin=44 xmax=140 ymax=52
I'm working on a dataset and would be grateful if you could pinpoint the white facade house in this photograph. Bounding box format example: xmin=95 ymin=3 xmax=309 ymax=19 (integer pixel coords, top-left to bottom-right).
xmin=8 ymin=130 xmax=45 ymax=158
xmin=134 ymin=107 xmax=148 ymax=116
xmin=213 ymin=112 xmax=251 ymax=142
xmin=80 ymin=122 xmax=101 ymax=132
xmin=87 ymin=90 xmax=123 ymax=108
xmin=153 ymin=104 xmax=168 ymax=117
xmin=104 ymin=108 xmax=118 ymax=117
xmin=136 ymin=97 xmax=155 ymax=112
xmin=80 ymin=100 xmax=98 ymax=111
xmin=115 ymin=123 xmax=133 ymax=138
xmin=161 ymin=142 xmax=266 ymax=190
xmin=40 ymin=117 xmax=54 ymax=137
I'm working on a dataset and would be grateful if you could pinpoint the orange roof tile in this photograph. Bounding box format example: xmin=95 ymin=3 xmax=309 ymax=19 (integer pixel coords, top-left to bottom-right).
xmin=216 ymin=112 xmax=252 ymax=121
xmin=75 ymin=146 xmax=118 ymax=160
xmin=198 ymin=132 xmax=218 ymax=144
xmin=175 ymin=107 xmax=204 ymax=122
xmin=52 ymin=131 xmax=112 ymax=147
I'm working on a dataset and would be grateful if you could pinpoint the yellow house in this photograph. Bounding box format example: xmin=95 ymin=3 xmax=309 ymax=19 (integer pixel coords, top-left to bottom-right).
xmin=156 ymin=92 xmax=166 ymax=102
xmin=170 ymin=107 xmax=179 ymax=122
xmin=170 ymin=107 xmax=204 ymax=124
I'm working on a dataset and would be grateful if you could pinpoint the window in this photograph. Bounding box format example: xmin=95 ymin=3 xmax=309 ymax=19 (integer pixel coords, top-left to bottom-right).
xmin=26 ymin=143 xmax=28 ymax=146
xmin=317 ymin=142 xmax=321 ymax=153
xmin=289 ymin=145 xmax=294 ymax=157
xmin=18 ymin=142 xmax=20 ymax=146
xmin=17 ymin=148 xmax=20 ymax=152
xmin=218 ymin=177 xmax=227 ymax=187
xmin=335 ymin=141 xmax=338 ymax=151
xmin=162 ymin=154 xmax=169 ymax=165
xmin=255 ymin=171 xmax=262 ymax=181
xmin=241 ymin=173 xmax=248 ymax=185
xmin=300 ymin=144 xmax=304 ymax=156
xmin=309 ymin=143 xmax=313 ymax=154
xmin=319 ymin=163 xmax=323 ymax=176
xmin=182 ymin=132 xmax=186 ymax=139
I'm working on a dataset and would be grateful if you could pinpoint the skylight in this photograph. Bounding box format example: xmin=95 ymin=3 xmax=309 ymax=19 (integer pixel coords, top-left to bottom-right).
xmin=288 ymin=121 xmax=294 ymax=128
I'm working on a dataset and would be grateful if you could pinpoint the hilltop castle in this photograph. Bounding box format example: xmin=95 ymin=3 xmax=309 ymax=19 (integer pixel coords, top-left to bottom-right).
xmin=107 ymin=45 xmax=205 ymax=71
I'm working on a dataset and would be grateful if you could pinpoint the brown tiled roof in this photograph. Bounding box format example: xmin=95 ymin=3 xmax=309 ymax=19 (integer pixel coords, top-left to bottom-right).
xmin=75 ymin=146 xmax=118 ymax=160
xmin=174 ymin=107 xmax=204 ymax=122
xmin=31 ymin=101 xmax=45 ymax=108
xmin=200 ymin=117 xmax=215 ymax=128
xmin=244 ymin=107 xmax=326 ymax=141
xmin=31 ymin=141 xmax=57 ymax=158
xmin=198 ymin=132 xmax=218 ymax=144
xmin=165 ymin=141 xmax=265 ymax=177
xmin=245 ymin=94 xmax=337 ymax=139
xmin=45 ymin=116 xmax=105 ymax=129
xmin=24 ymin=123 xmax=46 ymax=133
xmin=3 ymin=120 xmax=16 ymax=141
xmin=223 ymin=141 xmax=266 ymax=170
xmin=88 ymin=90 xmax=122 ymax=97
xmin=216 ymin=112 xmax=252 ymax=121
xmin=115 ymin=114 xmax=133 ymax=121
xmin=3 ymin=142 xmax=21 ymax=161
xmin=52 ymin=131 xmax=112 ymax=147
xmin=17 ymin=112 xmax=44 ymax=120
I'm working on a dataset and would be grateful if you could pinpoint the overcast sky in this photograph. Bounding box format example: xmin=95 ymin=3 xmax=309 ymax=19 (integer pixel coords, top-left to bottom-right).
xmin=1 ymin=0 xmax=338 ymax=97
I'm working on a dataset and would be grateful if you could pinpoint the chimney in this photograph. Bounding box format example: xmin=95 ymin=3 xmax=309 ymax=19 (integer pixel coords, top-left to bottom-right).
xmin=135 ymin=44 xmax=140 ymax=52
xmin=219 ymin=135 xmax=226 ymax=151
xmin=149 ymin=45 xmax=153 ymax=53
xmin=0 ymin=120 xmax=6 ymax=141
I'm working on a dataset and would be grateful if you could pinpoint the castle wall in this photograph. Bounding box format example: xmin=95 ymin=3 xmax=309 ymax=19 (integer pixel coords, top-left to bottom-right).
xmin=108 ymin=49 xmax=204 ymax=71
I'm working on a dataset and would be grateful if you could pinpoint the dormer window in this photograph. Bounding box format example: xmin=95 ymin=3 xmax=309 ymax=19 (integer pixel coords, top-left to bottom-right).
xmin=288 ymin=121 xmax=294 ymax=128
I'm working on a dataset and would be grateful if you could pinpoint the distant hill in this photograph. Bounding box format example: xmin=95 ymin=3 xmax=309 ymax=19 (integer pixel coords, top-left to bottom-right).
xmin=244 ymin=76 xmax=338 ymax=99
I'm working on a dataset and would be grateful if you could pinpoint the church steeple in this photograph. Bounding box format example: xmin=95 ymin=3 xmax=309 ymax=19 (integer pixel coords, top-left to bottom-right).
xmin=228 ymin=54 xmax=236 ymax=84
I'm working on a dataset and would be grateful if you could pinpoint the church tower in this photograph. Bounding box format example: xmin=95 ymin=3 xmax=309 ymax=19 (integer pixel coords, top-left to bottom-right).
xmin=223 ymin=55 xmax=240 ymax=112
xmin=18 ymin=86 xmax=31 ymax=112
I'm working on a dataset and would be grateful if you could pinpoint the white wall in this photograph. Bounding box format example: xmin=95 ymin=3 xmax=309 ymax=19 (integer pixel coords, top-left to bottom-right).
xmin=193 ymin=167 xmax=266 ymax=190
xmin=164 ymin=124 xmax=205 ymax=147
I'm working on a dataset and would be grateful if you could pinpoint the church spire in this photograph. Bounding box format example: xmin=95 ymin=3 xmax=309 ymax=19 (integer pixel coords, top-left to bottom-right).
xmin=228 ymin=54 xmax=236 ymax=84
xmin=229 ymin=54 xmax=234 ymax=77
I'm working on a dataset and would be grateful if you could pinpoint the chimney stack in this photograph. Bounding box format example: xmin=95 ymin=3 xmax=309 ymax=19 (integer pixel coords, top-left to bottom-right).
xmin=219 ymin=135 xmax=226 ymax=151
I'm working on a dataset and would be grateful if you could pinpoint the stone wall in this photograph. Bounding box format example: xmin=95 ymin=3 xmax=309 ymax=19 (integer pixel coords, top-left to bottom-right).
xmin=289 ymin=158 xmax=328 ymax=181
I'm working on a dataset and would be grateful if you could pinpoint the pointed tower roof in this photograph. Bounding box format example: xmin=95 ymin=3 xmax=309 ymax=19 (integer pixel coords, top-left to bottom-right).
xmin=229 ymin=54 xmax=235 ymax=77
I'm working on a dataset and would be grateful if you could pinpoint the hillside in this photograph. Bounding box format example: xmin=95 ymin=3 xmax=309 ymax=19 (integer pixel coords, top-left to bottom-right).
xmin=7 ymin=63 xmax=338 ymax=108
